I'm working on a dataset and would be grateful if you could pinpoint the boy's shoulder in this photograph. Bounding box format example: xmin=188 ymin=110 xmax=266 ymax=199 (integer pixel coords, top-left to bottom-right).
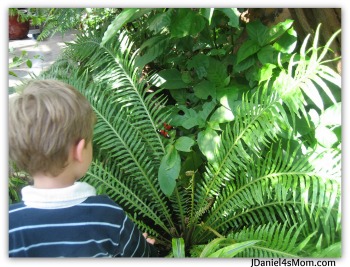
xmin=81 ymin=195 xmax=127 ymax=223
xmin=9 ymin=202 xmax=25 ymax=211
xmin=84 ymin=194 xmax=123 ymax=209
xmin=9 ymin=195 xmax=123 ymax=212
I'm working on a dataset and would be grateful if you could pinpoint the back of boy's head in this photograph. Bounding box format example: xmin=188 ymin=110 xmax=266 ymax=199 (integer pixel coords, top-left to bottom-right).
xmin=9 ymin=79 xmax=96 ymax=176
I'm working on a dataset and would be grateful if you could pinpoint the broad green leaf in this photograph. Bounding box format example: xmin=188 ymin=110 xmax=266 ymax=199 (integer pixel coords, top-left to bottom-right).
xmin=209 ymin=106 xmax=234 ymax=123
xmin=216 ymin=85 xmax=239 ymax=108
xmin=208 ymin=240 xmax=260 ymax=258
xmin=182 ymin=117 xmax=200 ymax=130
xmin=157 ymin=69 xmax=188 ymax=89
xmin=273 ymin=27 xmax=297 ymax=53
xmin=194 ymin=80 xmax=215 ymax=99
xmin=172 ymin=106 xmax=201 ymax=129
xmin=198 ymin=101 xmax=217 ymax=124
xmin=259 ymin=63 xmax=276 ymax=83
xmin=26 ymin=59 xmax=32 ymax=68
xmin=181 ymin=71 xmax=193 ymax=84
xmin=207 ymin=58 xmax=228 ymax=87
xmin=164 ymin=144 xmax=180 ymax=169
xmin=236 ymin=40 xmax=260 ymax=64
xmin=197 ymin=128 xmax=220 ymax=163
xmin=135 ymin=36 xmax=168 ymax=69
xmin=187 ymin=54 xmax=210 ymax=69
xmin=101 ymin=8 xmax=139 ymax=45
xmin=173 ymin=101 xmax=216 ymax=130
xmin=246 ymin=20 xmax=269 ymax=46
xmin=246 ymin=64 xmax=260 ymax=85
xmin=196 ymin=67 xmax=208 ymax=79
xmin=148 ymin=12 xmax=171 ymax=34
xmin=169 ymin=9 xmax=206 ymax=38
xmin=168 ymin=89 xmax=188 ymax=105
xmin=172 ymin=238 xmax=185 ymax=258
xmin=187 ymin=54 xmax=210 ymax=79
xmin=208 ymin=121 xmax=222 ymax=131
xmin=216 ymin=82 xmax=247 ymax=112
xmin=180 ymin=150 xmax=203 ymax=177
xmin=12 ymin=56 xmax=20 ymax=63
xmin=135 ymin=48 xmax=164 ymax=70
xmin=266 ymin=19 xmax=294 ymax=45
xmin=139 ymin=35 xmax=166 ymax=51
xmin=182 ymin=116 xmax=199 ymax=130
xmin=175 ymin=136 xmax=195 ymax=152
xmin=158 ymin=145 xmax=181 ymax=196
xmin=257 ymin=45 xmax=277 ymax=65
xmin=234 ymin=56 xmax=256 ymax=73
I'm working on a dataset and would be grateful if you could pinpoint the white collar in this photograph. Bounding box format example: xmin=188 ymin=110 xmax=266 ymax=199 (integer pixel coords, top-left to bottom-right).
xmin=21 ymin=182 xmax=96 ymax=209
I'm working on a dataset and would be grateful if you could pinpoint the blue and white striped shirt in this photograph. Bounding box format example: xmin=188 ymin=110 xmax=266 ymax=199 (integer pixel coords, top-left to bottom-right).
xmin=9 ymin=182 xmax=157 ymax=257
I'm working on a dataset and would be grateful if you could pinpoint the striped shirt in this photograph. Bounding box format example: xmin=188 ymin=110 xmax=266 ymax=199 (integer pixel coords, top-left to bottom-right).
xmin=9 ymin=182 xmax=157 ymax=257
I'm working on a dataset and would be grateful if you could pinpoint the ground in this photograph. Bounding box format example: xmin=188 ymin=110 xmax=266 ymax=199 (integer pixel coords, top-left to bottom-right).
xmin=9 ymin=30 xmax=78 ymax=92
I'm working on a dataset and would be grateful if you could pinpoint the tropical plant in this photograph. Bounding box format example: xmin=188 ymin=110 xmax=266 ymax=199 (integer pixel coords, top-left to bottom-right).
xmin=9 ymin=8 xmax=48 ymax=28
xmin=9 ymin=162 xmax=30 ymax=204
xmin=33 ymin=8 xmax=120 ymax=41
xmin=37 ymin=9 xmax=341 ymax=257
xmin=9 ymin=8 xmax=30 ymax=22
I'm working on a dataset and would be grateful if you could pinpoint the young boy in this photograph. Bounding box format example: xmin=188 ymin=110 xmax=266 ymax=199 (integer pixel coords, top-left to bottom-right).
xmin=9 ymin=80 xmax=157 ymax=257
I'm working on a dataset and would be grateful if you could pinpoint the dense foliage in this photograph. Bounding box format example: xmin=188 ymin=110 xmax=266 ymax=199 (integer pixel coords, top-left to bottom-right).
xmin=25 ymin=8 xmax=341 ymax=257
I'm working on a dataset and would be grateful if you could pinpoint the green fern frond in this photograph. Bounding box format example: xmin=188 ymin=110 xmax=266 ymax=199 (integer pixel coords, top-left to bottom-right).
xmin=169 ymin=187 xmax=189 ymax=233
xmin=193 ymin=89 xmax=288 ymax=225
xmin=312 ymin=242 xmax=341 ymax=258
xmin=64 ymin=31 xmax=170 ymax=159
xmin=37 ymin=8 xmax=85 ymax=41
xmin=190 ymin=26 xmax=341 ymax=248
xmin=40 ymin=61 xmax=177 ymax=237
xmin=231 ymin=222 xmax=315 ymax=257
xmin=195 ymin=142 xmax=340 ymax=247
xmin=81 ymin=77 xmax=177 ymax=233
xmin=274 ymin=25 xmax=341 ymax=116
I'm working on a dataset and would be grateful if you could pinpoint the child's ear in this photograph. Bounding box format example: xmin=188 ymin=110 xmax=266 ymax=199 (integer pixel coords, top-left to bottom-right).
xmin=73 ymin=139 xmax=86 ymax=163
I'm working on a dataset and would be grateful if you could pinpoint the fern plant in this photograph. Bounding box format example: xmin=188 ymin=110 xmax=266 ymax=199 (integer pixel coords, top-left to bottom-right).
xmin=39 ymin=22 xmax=341 ymax=257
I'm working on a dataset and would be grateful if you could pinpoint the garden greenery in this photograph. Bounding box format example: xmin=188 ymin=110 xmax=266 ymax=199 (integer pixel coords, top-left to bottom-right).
xmin=34 ymin=8 xmax=340 ymax=257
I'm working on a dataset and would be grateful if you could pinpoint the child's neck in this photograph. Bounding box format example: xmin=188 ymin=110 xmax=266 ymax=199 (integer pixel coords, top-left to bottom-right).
xmin=32 ymin=167 xmax=78 ymax=189
xmin=33 ymin=178 xmax=76 ymax=189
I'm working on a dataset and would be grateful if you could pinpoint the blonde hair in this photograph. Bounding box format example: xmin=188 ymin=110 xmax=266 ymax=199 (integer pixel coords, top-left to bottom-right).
xmin=9 ymin=80 xmax=96 ymax=176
